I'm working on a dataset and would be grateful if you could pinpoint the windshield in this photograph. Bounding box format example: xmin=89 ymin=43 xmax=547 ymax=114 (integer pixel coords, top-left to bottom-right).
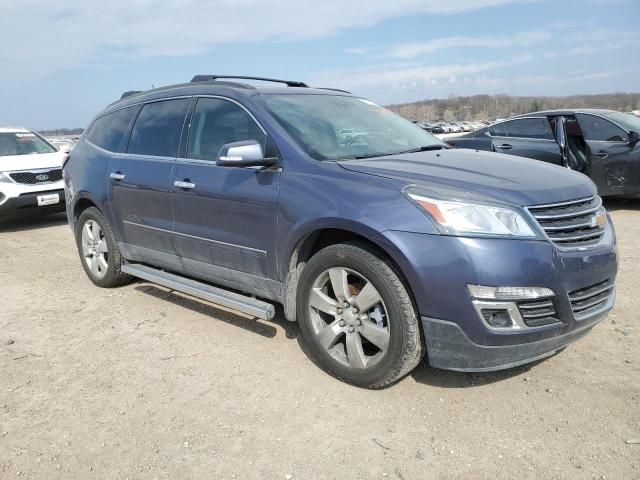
xmin=603 ymin=111 xmax=640 ymax=133
xmin=259 ymin=94 xmax=443 ymax=160
xmin=0 ymin=132 xmax=57 ymax=157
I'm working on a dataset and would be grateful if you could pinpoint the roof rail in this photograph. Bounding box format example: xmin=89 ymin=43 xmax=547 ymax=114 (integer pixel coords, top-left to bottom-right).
xmin=120 ymin=90 xmax=143 ymax=99
xmin=190 ymin=75 xmax=309 ymax=88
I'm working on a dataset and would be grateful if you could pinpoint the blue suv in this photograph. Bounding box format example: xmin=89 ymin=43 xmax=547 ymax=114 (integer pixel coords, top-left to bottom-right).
xmin=64 ymin=76 xmax=618 ymax=388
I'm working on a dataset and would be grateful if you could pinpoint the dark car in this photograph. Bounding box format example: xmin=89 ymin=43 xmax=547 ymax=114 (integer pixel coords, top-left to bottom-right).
xmin=447 ymin=109 xmax=640 ymax=197
xmin=63 ymin=76 xmax=617 ymax=388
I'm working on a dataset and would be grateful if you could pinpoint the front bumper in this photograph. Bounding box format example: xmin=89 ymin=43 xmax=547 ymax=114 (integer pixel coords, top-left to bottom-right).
xmin=0 ymin=187 xmax=65 ymax=213
xmin=384 ymin=220 xmax=617 ymax=371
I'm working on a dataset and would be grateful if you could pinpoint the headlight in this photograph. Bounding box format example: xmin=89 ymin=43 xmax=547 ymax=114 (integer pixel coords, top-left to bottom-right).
xmin=404 ymin=186 xmax=536 ymax=238
xmin=0 ymin=172 xmax=13 ymax=183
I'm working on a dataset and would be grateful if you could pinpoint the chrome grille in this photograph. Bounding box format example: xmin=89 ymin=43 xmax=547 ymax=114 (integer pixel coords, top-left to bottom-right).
xmin=569 ymin=279 xmax=615 ymax=320
xmin=527 ymin=196 xmax=605 ymax=247
xmin=517 ymin=298 xmax=559 ymax=327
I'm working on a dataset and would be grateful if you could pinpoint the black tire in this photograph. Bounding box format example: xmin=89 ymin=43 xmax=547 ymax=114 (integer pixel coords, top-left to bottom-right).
xmin=75 ymin=207 xmax=132 ymax=288
xmin=297 ymin=241 xmax=424 ymax=389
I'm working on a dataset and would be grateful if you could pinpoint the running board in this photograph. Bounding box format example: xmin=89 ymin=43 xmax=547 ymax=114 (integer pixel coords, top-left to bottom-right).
xmin=121 ymin=263 xmax=275 ymax=320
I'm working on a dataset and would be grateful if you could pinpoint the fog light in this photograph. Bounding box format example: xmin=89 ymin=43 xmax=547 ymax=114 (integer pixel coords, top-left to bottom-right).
xmin=481 ymin=309 xmax=514 ymax=328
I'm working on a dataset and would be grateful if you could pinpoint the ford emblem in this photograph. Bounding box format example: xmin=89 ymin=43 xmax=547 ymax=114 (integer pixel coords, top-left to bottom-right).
xmin=35 ymin=174 xmax=49 ymax=181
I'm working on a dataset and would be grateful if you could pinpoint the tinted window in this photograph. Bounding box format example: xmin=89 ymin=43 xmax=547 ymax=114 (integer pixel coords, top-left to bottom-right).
xmin=187 ymin=98 xmax=266 ymax=160
xmin=489 ymin=123 xmax=507 ymax=137
xmin=503 ymin=118 xmax=553 ymax=139
xmin=127 ymin=99 xmax=189 ymax=157
xmin=86 ymin=106 xmax=137 ymax=152
xmin=576 ymin=114 xmax=628 ymax=142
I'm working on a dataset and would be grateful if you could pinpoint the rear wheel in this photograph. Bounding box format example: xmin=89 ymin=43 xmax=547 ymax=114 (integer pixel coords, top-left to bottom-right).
xmin=75 ymin=207 xmax=131 ymax=288
xmin=297 ymin=242 xmax=424 ymax=389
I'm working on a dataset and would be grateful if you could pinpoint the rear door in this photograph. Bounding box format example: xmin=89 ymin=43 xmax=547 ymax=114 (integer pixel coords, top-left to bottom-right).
xmin=576 ymin=113 xmax=640 ymax=196
xmin=170 ymin=96 xmax=281 ymax=290
xmin=490 ymin=118 xmax=562 ymax=164
xmin=107 ymin=97 xmax=190 ymax=269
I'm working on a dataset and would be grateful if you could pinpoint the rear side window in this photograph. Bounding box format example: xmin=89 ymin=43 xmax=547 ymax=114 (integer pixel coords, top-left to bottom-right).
xmin=489 ymin=123 xmax=507 ymax=137
xmin=86 ymin=106 xmax=138 ymax=152
xmin=576 ymin=114 xmax=627 ymax=142
xmin=503 ymin=118 xmax=553 ymax=139
xmin=127 ymin=99 xmax=189 ymax=157
xmin=187 ymin=98 xmax=266 ymax=160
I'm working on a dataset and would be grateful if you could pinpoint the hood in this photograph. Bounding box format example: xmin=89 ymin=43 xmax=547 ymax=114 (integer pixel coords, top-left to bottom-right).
xmin=338 ymin=149 xmax=596 ymax=206
xmin=0 ymin=152 xmax=65 ymax=172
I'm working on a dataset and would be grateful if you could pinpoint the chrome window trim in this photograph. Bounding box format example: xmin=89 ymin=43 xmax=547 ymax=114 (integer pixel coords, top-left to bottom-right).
xmin=122 ymin=220 xmax=267 ymax=254
xmin=488 ymin=116 xmax=555 ymax=141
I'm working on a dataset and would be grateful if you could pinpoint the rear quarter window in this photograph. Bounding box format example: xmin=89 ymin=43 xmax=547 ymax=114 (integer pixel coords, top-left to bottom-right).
xmin=86 ymin=106 xmax=138 ymax=152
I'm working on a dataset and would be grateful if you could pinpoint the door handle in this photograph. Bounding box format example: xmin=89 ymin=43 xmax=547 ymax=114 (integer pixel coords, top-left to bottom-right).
xmin=495 ymin=144 xmax=513 ymax=150
xmin=174 ymin=180 xmax=196 ymax=190
xmin=110 ymin=172 xmax=125 ymax=181
xmin=594 ymin=152 xmax=609 ymax=159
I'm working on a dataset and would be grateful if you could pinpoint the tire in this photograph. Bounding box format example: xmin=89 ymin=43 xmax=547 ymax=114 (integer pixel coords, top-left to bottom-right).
xmin=75 ymin=207 xmax=132 ymax=288
xmin=297 ymin=241 xmax=424 ymax=389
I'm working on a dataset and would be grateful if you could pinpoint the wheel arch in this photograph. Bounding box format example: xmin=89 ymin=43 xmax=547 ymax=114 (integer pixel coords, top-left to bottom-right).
xmin=281 ymin=221 xmax=419 ymax=323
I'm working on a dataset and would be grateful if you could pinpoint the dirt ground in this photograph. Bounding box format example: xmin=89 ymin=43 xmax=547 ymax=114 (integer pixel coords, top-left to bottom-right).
xmin=0 ymin=201 xmax=638 ymax=480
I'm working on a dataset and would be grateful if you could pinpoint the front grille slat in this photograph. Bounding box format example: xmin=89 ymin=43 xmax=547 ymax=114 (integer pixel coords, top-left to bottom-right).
xmin=569 ymin=279 xmax=615 ymax=319
xmin=517 ymin=298 xmax=559 ymax=327
xmin=9 ymin=169 xmax=62 ymax=185
xmin=528 ymin=196 xmax=606 ymax=248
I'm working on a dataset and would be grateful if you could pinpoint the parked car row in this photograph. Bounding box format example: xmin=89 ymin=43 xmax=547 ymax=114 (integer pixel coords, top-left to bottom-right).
xmin=414 ymin=121 xmax=489 ymax=134
xmin=447 ymin=109 xmax=640 ymax=197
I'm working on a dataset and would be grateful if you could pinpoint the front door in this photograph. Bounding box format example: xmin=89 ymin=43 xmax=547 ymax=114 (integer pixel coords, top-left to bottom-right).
xmin=170 ymin=96 xmax=280 ymax=290
xmin=576 ymin=113 xmax=640 ymax=196
xmin=108 ymin=97 xmax=190 ymax=269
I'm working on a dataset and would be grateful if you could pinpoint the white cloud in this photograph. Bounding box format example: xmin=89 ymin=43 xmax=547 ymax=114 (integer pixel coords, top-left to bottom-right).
xmin=0 ymin=0 xmax=527 ymax=79
xmin=350 ymin=30 xmax=552 ymax=58
xmin=308 ymin=54 xmax=533 ymax=93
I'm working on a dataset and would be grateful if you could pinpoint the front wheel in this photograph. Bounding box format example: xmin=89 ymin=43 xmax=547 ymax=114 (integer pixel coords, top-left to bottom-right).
xmin=297 ymin=242 xmax=424 ymax=389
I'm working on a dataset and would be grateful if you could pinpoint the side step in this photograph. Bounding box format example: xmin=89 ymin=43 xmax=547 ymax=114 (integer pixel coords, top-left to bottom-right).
xmin=121 ymin=263 xmax=275 ymax=320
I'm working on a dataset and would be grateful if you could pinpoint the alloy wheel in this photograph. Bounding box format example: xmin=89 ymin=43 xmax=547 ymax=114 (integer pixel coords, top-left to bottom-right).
xmin=308 ymin=267 xmax=390 ymax=369
xmin=81 ymin=219 xmax=109 ymax=279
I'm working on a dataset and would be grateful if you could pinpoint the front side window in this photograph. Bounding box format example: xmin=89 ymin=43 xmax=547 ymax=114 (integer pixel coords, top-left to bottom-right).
xmin=258 ymin=94 xmax=443 ymax=161
xmin=127 ymin=99 xmax=189 ymax=157
xmin=576 ymin=114 xmax=628 ymax=142
xmin=503 ymin=118 xmax=553 ymax=140
xmin=0 ymin=131 xmax=56 ymax=157
xmin=86 ymin=106 xmax=138 ymax=152
xmin=187 ymin=98 xmax=266 ymax=160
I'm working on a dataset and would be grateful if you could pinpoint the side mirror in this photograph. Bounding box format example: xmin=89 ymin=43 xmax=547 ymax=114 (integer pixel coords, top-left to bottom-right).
xmin=628 ymin=131 xmax=639 ymax=146
xmin=216 ymin=140 xmax=276 ymax=168
xmin=59 ymin=145 xmax=72 ymax=154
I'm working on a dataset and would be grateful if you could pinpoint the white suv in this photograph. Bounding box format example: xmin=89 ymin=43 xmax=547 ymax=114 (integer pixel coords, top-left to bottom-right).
xmin=0 ymin=127 xmax=68 ymax=219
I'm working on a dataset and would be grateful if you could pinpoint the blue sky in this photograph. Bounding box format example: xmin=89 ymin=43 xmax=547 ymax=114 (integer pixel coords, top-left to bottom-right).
xmin=0 ymin=0 xmax=638 ymax=129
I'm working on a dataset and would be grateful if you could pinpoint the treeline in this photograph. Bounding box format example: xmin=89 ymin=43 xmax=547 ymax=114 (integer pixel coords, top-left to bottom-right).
xmin=387 ymin=92 xmax=640 ymax=122
xmin=38 ymin=128 xmax=84 ymax=136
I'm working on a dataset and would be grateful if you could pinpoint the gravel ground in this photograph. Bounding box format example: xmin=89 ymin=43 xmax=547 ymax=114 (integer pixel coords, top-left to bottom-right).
xmin=0 ymin=201 xmax=638 ymax=480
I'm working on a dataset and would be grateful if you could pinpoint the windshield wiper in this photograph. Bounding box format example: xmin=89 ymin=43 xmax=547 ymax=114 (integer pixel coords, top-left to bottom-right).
xmin=396 ymin=144 xmax=450 ymax=154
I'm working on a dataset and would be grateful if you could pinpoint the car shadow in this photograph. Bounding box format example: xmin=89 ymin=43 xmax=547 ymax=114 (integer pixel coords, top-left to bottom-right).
xmin=409 ymin=355 xmax=550 ymax=388
xmin=134 ymin=284 xmax=300 ymax=340
xmin=603 ymin=197 xmax=640 ymax=212
xmin=0 ymin=211 xmax=67 ymax=232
